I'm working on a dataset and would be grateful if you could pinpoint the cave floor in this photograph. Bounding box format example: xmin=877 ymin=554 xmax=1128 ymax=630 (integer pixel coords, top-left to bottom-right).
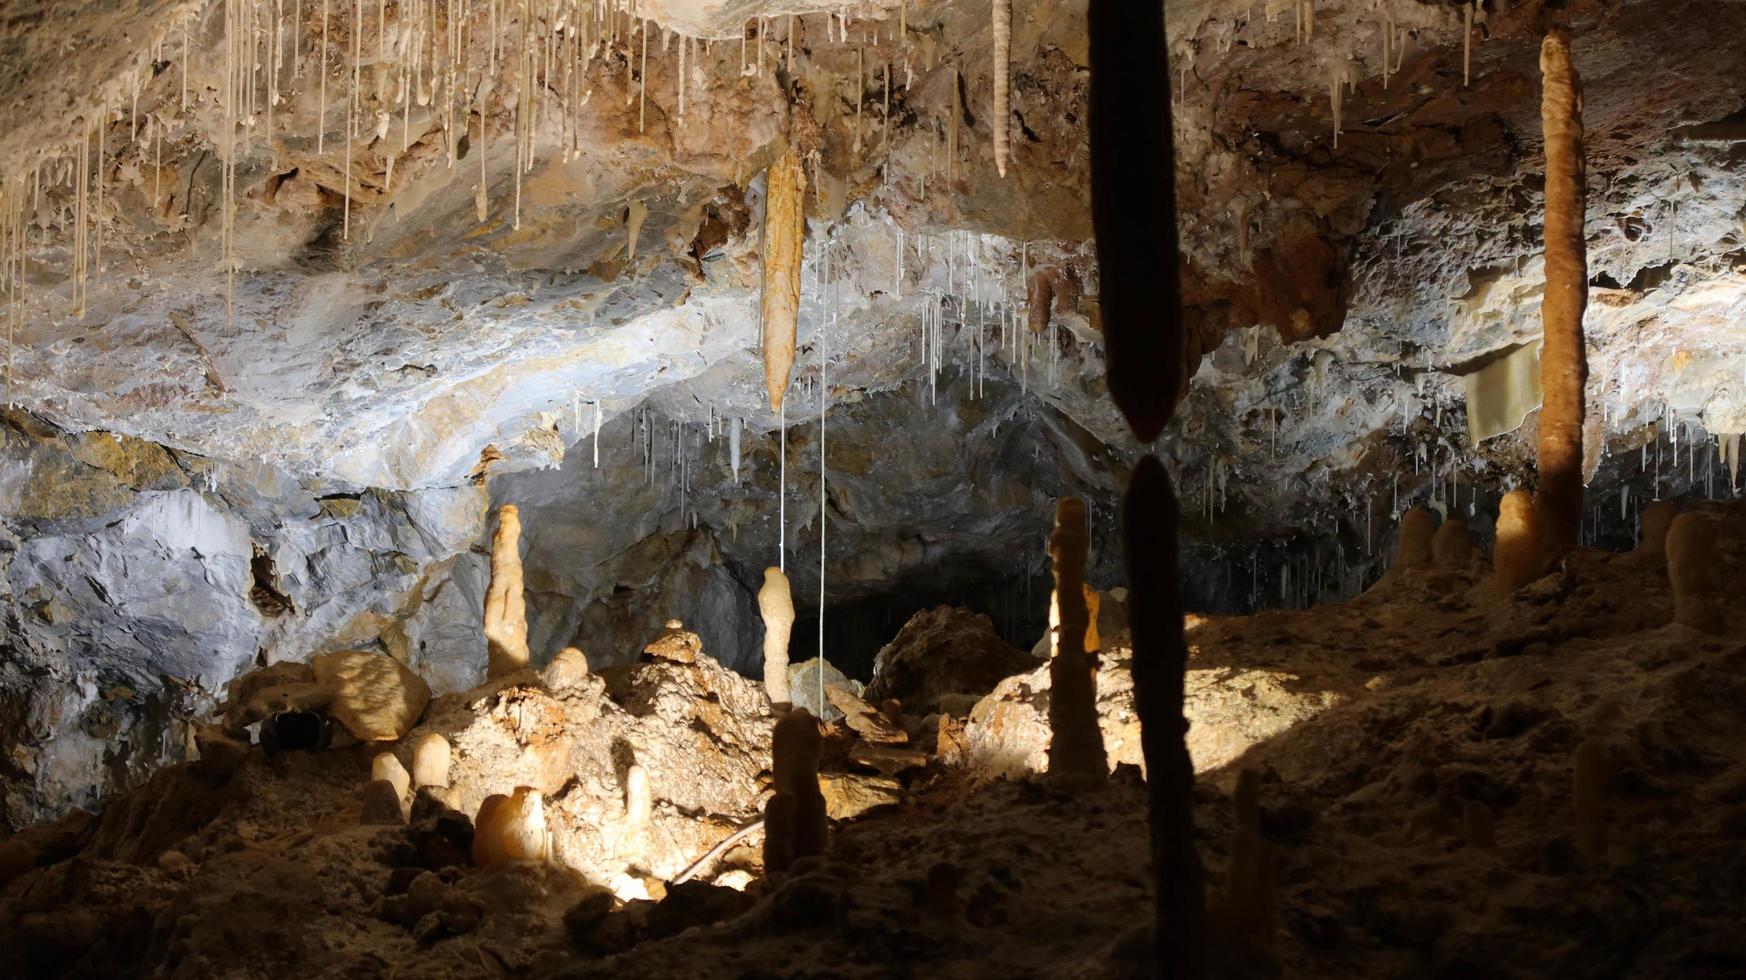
xmin=2 ymin=505 xmax=1744 ymax=980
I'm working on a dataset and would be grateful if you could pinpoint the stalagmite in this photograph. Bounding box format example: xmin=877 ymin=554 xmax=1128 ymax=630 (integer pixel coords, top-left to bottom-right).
xmin=410 ymin=732 xmax=451 ymax=788
xmin=761 ymin=148 xmax=805 ymax=413
xmin=1432 ymin=518 xmax=1475 ymax=566
xmin=474 ymin=786 xmax=550 ymax=864
xmin=1637 ymin=500 xmax=1678 ymax=554
xmin=372 ymin=752 xmax=412 ymax=805
xmin=1535 ymin=30 xmax=1589 ymax=562
xmin=618 ymin=763 xmax=652 ymax=861
xmin=764 ymin=709 xmax=827 ymax=873
xmin=1491 ymin=489 xmax=1542 ymax=593
xmin=1088 ymin=0 xmax=1179 ymax=442
xmin=1047 ymin=498 xmax=1106 ymax=779
xmin=484 ymin=504 xmax=531 ymax=679
xmin=991 ymin=0 xmax=1010 ymax=178
xmin=1396 ymin=507 xmax=1435 ymax=569
xmin=1123 ymin=455 xmax=1206 ymax=978
xmin=1666 ymin=512 xmax=1725 ymax=633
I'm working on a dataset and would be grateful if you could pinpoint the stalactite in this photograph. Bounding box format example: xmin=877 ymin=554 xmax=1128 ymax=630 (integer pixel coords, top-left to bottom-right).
xmin=1087 ymin=0 xmax=1179 ymax=443
xmin=947 ymin=67 xmax=961 ymax=183
xmin=484 ymin=504 xmax=531 ymax=678
xmin=992 ymin=0 xmax=1010 ymax=178
xmin=1536 ymin=30 xmax=1589 ymax=561
xmin=761 ymin=147 xmax=805 ymax=413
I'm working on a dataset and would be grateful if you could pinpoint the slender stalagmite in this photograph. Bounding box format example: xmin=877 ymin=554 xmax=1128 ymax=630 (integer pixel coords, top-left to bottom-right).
xmin=761 ymin=147 xmax=805 ymax=413
xmin=1047 ymin=498 xmax=1106 ymax=779
xmin=1536 ymin=29 xmax=1588 ymax=561
xmin=991 ymin=0 xmax=1010 ymax=177
xmin=484 ymin=504 xmax=530 ymax=678
xmin=1088 ymin=0 xmax=1179 ymax=443
xmin=1091 ymin=0 xmax=1204 ymax=972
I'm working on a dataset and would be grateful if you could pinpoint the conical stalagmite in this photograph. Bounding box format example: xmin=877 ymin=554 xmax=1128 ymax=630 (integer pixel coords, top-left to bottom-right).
xmin=761 ymin=147 xmax=805 ymax=413
xmin=1535 ymin=30 xmax=1589 ymax=561
xmin=764 ymin=709 xmax=827 ymax=873
xmin=1433 ymin=518 xmax=1476 ymax=566
xmin=1667 ymin=512 xmax=1725 ymax=633
xmin=1492 ymin=490 xmax=1542 ymax=593
xmin=759 ymin=566 xmax=795 ymax=708
xmin=1123 ymin=455 xmax=1206 ymax=979
xmin=1047 ymin=498 xmax=1107 ymax=779
xmin=410 ymin=732 xmax=451 ymax=789
xmin=1088 ymin=0 xmax=1181 ymax=442
xmin=1396 ymin=508 xmax=1436 ymax=569
xmin=484 ymin=504 xmax=530 ymax=679
xmin=1636 ymin=500 xmax=1678 ymax=555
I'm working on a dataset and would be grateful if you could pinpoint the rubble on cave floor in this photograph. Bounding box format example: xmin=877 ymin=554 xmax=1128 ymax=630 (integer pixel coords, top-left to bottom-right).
xmin=2 ymin=507 xmax=1745 ymax=979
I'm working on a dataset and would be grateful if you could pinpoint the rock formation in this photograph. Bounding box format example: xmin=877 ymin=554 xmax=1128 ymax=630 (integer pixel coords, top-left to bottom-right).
xmin=760 ymin=148 xmax=805 ymax=414
xmin=410 ymin=733 xmax=451 ymax=789
xmin=474 ymin=787 xmax=550 ymax=866
xmin=643 ymin=620 xmax=705 ymax=665
xmin=1666 ymin=512 xmax=1725 ymax=633
xmin=543 ymin=647 xmax=591 ymax=690
xmin=1432 ymin=518 xmax=1476 ymax=566
xmin=484 ymin=504 xmax=531 ymax=680
xmin=866 ymin=606 xmax=1033 ymax=715
xmin=371 ymin=752 xmax=412 ymax=804
xmin=758 ymin=567 xmax=796 ymax=709
xmin=1046 ymin=498 xmax=1107 ymax=780
xmin=1636 ymin=501 xmax=1678 ymax=555
xmin=764 ymin=709 xmax=827 ymax=874
xmin=1492 ymin=490 xmax=1543 ymax=593
xmin=1397 ymin=508 xmax=1436 ymax=569
xmin=310 ymin=651 xmax=432 ymax=742
xmin=1535 ymin=29 xmax=1590 ymax=561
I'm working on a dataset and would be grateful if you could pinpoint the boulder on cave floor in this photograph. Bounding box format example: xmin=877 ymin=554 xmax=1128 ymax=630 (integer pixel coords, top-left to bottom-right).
xmin=865 ymin=606 xmax=1038 ymax=715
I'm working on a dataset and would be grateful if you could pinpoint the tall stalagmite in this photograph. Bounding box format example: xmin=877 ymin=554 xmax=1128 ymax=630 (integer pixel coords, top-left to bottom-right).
xmin=761 ymin=147 xmax=806 ymax=413
xmin=484 ymin=504 xmax=530 ymax=679
xmin=759 ymin=566 xmax=796 ymax=708
xmin=1088 ymin=0 xmax=1180 ymax=442
xmin=1091 ymin=0 xmax=1203 ymax=972
xmin=1047 ymin=497 xmax=1107 ymax=779
xmin=1536 ymin=30 xmax=1589 ymax=559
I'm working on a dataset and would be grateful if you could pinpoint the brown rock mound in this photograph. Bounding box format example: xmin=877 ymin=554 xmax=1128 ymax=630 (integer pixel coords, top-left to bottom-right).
xmin=864 ymin=607 xmax=1036 ymax=714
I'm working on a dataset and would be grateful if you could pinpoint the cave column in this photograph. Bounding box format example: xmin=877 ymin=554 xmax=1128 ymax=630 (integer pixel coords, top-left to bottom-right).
xmin=1536 ymin=29 xmax=1588 ymax=560
xmin=1089 ymin=0 xmax=1206 ymax=973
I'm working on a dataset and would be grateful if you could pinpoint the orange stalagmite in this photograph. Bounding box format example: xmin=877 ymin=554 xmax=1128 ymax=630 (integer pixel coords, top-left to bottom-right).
xmin=1536 ymin=30 xmax=1588 ymax=560
xmin=484 ymin=504 xmax=530 ymax=679
xmin=761 ymin=147 xmax=805 ymax=413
